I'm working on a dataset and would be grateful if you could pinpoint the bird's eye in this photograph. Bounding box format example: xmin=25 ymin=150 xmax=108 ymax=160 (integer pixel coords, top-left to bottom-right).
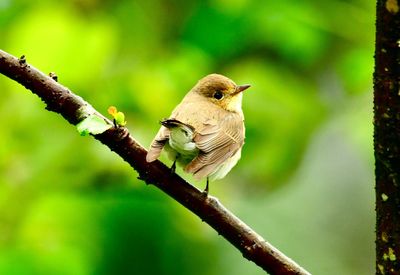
xmin=213 ymin=91 xmax=224 ymax=100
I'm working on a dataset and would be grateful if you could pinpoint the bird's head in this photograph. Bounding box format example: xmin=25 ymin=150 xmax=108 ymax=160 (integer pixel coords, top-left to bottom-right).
xmin=193 ymin=74 xmax=250 ymax=113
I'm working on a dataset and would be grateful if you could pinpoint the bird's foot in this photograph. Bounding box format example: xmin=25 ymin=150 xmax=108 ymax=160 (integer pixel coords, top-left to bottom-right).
xmin=202 ymin=178 xmax=209 ymax=196
xmin=170 ymin=159 xmax=176 ymax=174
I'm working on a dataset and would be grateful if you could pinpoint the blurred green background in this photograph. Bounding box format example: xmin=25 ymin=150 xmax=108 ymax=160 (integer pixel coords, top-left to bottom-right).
xmin=0 ymin=0 xmax=374 ymax=274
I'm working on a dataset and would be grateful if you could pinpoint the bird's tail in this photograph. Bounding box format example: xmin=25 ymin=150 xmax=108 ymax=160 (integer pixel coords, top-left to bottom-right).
xmin=161 ymin=119 xmax=195 ymax=133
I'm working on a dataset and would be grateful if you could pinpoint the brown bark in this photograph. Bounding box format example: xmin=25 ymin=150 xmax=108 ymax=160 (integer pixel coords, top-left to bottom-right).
xmin=0 ymin=49 xmax=310 ymax=275
xmin=374 ymin=0 xmax=400 ymax=274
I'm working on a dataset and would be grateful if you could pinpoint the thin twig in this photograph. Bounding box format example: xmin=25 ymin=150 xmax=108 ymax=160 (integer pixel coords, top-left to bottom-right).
xmin=0 ymin=49 xmax=311 ymax=275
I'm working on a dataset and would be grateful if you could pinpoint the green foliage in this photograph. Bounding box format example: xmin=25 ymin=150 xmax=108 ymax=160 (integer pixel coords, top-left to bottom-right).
xmin=108 ymin=106 xmax=127 ymax=127
xmin=0 ymin=0 xmax=375 ymax=274
xmin=76 ymin=115 xmax=112 ymax=136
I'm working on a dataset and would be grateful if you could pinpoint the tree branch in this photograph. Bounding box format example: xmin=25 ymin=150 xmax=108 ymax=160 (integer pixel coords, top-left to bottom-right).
xmin=374 ymin=1 xmax=400 ymax=273
xmin=0 ymin=49 xmax=310 ymax=275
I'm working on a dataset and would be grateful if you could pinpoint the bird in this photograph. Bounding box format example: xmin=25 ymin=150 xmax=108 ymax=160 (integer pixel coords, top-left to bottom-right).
xmin=146 ymin=74 xmax=250 ymax=194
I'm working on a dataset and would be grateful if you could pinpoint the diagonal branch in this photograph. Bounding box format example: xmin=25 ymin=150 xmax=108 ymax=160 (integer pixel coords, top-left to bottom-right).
xmin=0 ymin=49 xmax=310 ymax=275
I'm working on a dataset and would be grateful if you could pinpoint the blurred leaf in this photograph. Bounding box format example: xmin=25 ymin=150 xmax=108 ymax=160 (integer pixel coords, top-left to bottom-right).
xmin=181 ymin=3 xmax=251 ymax=59
xmin=251 ymin=1 xmax=329 ymax=67
xmin=228 ymin=59 xmax=326 ymax=187
xmin=5 ymin=4 xmax=117 ymax=94
xmin=336 ymin=48 xmax=374 ymax=94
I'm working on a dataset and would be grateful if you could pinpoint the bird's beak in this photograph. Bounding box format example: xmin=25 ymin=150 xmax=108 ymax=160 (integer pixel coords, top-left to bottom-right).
xmin=234 ymin=84 xmax=251 ymax=95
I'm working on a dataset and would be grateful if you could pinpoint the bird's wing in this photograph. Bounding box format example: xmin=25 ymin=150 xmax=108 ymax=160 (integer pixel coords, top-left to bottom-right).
xmin=184 ymin=115 xmax=244 ymax=180
xmin=146 ymin=126 xmax=169 ymax=162
xmin=146 ymin=99 xmax=198 ymax=163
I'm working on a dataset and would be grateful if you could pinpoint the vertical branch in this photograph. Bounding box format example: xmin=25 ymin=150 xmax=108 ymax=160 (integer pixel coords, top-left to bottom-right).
xmin=374 ymin=0 xmax=400 ymax=273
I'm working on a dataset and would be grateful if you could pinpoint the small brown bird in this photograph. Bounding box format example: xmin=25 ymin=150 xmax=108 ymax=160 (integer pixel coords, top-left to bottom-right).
xmin=146 ymin=74 xmax=250 ymax=193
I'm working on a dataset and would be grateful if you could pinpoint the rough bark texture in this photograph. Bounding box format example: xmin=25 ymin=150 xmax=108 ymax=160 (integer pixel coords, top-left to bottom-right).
xmin=0 ymin=49 xmax=310 ymax=275
xmin=374 ymin=0 xmax=400 ymax=274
